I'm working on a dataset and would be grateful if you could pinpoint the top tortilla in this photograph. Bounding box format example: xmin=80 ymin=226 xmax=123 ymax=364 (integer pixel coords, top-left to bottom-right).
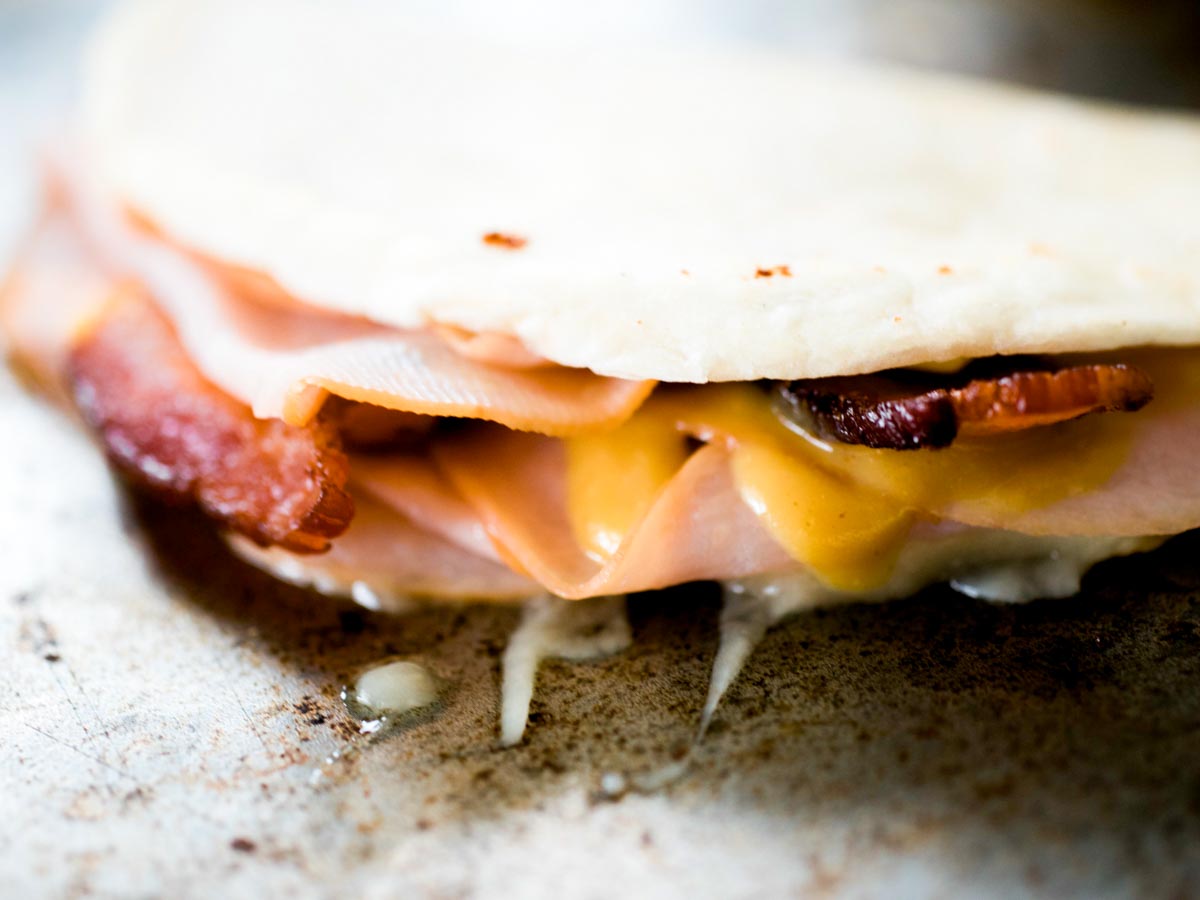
xmin=82 ymin=0 xmax=1200 ymax=383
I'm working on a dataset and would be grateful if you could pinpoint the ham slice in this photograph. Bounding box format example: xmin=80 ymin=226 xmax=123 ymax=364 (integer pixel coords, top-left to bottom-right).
xmin=351 ymin=454 xmax=502 ymax=563
xmin=425 ymin=427 xmax=794 ymax=599
xmin=228 ymin=492 xmax=538 ymax=603
xmin=803 ymin=352 xmax=1200 ymax=538
xmin=0 ymin=204 xmax=111 ymax=402
xmin=943 ymin=383 xmax=1200 ymax=537
xmin=430 ymin=324 xmax=551 ymax=370
xmin=49 ymin=157 xmax=654 ymax=435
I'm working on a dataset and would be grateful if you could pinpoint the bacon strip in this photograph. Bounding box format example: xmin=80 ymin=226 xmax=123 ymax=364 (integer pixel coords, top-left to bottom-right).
xmin=68 ymin=291 xmax=353 ymax=552
xmin=778 ymin=359 xmax=1154 ymax=450
xmin=954 ymin=364 xmax=1153 ymax=436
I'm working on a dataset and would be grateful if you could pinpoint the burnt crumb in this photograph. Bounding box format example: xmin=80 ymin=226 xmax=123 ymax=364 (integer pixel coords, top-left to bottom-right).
xmin=230 ymin=837 xmax=256 ymax=853
xmin=337 ymin=609 xmax=367 ymax=634
xmin=19 ymin=616 xmax=60 ymax=659
xmin=479 ymin=638 xmax=505 ymax=658
xmin=306 ymin=714 xmax=328 ymax=726
xmin=292 ymin=696 xmax=319 ymax=716
xmin=755 ymin=265 xmax=792 ymax=278
xmin=415 ymin=818 xmax=433 ymax=831
xmin=482 ymin=231 xmax=528 ymax=250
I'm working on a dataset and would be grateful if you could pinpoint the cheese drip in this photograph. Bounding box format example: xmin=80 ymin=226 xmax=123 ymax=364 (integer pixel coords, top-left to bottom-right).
xmin=567 ymin=351 xmax=1198 ymax=592
xmin=500 ymin=595 xmax=632 ymax=746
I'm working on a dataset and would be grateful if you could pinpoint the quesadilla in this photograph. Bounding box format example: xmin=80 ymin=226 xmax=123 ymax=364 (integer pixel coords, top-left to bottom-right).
xmin=6 ymin=0 xmax=1200 ymax=621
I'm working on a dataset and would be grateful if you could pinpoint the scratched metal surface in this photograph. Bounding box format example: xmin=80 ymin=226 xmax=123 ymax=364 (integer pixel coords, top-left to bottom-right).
xmin=4 ymin=2 xmax=1200 ymax=898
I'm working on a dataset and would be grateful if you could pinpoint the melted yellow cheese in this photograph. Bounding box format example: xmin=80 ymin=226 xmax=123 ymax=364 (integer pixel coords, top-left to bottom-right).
xmin=731 ymin=441 xmax=913 ymax=590
xmin=566 ymin=412 xmax=689 ymax=561
xmin=906 ymin=357 xmax=970 ymax=374
xmin=566 ymin=350 xmax=1196 ymax=591
xmin=655 ymin=385 xmax=915 ymax=591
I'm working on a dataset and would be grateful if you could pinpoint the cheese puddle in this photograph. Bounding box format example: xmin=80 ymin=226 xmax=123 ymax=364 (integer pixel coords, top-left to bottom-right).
xmin=351 ymin=660 xmax=440 ymax=724
xmin=309 ymin=659 xmax=446 ymax=785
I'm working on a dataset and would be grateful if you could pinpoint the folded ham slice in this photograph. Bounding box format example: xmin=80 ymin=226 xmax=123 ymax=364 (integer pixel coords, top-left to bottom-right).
xmin=51 ymin=157 xmax=655 ymax=435
xmin=1 ymin=204 xmax=111 ymax=402
xmin=433 ymin=429 xmax=795 ymax=598
xmin=229 ymin=492 xmax=538 ymax=603
xmin=351 ymin=454 xmax=502 ymax=564
xmin=771 ymin=352 xmax=1200 ymax=538
xmin=942 ymin=358 xmax=1200 ymax=537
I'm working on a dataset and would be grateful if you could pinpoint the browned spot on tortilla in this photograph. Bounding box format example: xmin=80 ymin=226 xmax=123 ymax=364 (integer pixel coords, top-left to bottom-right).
xmin=755 ymin=265 xmax=792 ymax=278
xmin=483 ymin=232 xmax=528 ymax=250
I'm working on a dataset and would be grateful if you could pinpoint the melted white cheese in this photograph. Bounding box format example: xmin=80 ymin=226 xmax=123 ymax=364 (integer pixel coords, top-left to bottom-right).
xmin=500 ymin=595 xmax=631 ymax=746
xmin=596 ymin=584 xmax=788 ymax=797
xmin=700 ymin=584 xmax=780 ymax=737
xmin=243 ymin=521 xmax=1158 ymax=765
xmin=727 ymin=531 xmax=1162 ymax=621
xmin=695 ymin=532 xmax=1162 ymax=741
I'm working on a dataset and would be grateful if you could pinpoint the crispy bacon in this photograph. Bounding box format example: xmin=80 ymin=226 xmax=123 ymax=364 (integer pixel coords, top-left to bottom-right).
xmin=68 ymin=290 xmax=353 ymax=551
xmin=777 ymin=358 xmax=1155 ymax=450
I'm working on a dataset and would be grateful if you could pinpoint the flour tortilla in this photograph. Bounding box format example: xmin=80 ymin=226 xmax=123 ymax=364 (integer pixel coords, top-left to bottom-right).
xmin=82 ymin=0 xmax=1200 ymax=383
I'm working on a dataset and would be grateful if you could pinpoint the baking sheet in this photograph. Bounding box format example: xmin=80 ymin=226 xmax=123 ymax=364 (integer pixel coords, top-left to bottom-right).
xmin=4 ymin=2 xmax=1200 ymax=897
